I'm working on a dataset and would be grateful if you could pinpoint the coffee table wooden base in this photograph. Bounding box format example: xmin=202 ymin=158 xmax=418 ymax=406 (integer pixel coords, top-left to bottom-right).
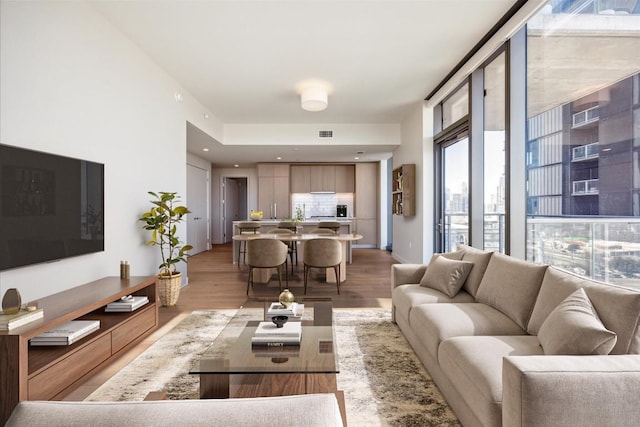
xmin=200 ymin=373 xmax=346 ymax=425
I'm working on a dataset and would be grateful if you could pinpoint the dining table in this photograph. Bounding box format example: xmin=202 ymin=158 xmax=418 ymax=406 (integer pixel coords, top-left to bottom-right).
xmin=232 ymin=233 xmax=363 ymax=284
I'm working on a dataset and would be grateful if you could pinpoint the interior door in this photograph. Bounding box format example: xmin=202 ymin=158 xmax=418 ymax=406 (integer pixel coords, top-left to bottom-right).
xmin=187 ymin=164 xmax=209 ymax=254
xmin=437 ymin=134 xmax=470 ymax=252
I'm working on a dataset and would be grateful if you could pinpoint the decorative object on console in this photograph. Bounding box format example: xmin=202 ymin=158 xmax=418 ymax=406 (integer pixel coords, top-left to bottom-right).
xmin=278 ymin=288 xmax=295 ymax=308
xmin=139 ymin=192 xmax=192 ymax=306
xmin=0 ymin=307 xmax=44 ymax=331
xmin=2 ymin=288 xmax=22 ymax=315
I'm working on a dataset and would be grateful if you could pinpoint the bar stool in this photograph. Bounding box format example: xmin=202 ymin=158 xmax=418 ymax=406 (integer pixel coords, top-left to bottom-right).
xmin=236 ymin=221 xmax=261 ymax=268
xmin=317 ymin=221 xmax=341 ymax=234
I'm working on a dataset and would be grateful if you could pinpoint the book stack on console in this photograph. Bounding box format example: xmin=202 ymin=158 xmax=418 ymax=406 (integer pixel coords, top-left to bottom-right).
xmin=30 ymin=320 xmax=100 ymax=346
xmin=251 ymin=321 xmax=302 ymax=347
xmin=0 ymin=308 xmax=44 ymax=331
xmin=105 ymin=295 xmax=149 ymax=312
xmin=265 ymin=302 xmax=304 ymax=322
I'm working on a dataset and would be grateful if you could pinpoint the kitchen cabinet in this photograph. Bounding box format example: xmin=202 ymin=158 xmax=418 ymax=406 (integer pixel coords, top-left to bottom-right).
xmin=290 ymin=165 xmax=311 ymax=193
xmin=257 ymin=163 xmax=290 ymax=219
xmin=335 ymin=165 xmax=355 ymax=193
xmin=392 ymin=164 xmax=415 ymax=216
xmin=310 ymin=165 xmax=336 ymax=192
xmin=355 ymin=163 xmax=378 ymax=247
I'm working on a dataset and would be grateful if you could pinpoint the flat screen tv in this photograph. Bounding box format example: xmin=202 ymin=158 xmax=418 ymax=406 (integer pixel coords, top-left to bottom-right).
xmin=0 ymin=144 xmax=104 ymax=271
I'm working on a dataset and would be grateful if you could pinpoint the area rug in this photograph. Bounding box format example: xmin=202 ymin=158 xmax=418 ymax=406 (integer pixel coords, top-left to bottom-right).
xmin=86 ymin=309 xmax=460 ymax=427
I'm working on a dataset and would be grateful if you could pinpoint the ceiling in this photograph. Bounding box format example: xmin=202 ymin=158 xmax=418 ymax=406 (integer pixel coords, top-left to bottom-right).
xmin=91 ymin=0 xmax=519 ymax=167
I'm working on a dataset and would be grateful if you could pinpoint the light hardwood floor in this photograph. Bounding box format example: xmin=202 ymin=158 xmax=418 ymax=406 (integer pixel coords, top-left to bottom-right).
xmin=66 ymin=243 xmax=397 ymax=400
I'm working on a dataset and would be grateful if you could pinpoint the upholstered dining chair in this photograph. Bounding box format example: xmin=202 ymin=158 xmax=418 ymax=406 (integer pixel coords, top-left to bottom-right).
xmin=303 ymin=238 xmax=342 ymax=294
xmin=267 ymin=228 xmax=297 ymax=273
xmin=317 ymin=221 xmax=341 ymax=233
xmin=308 ymin=228 xmax=336 ymax=236
xmin=245 ymin=238 xmax=289 ymax=295
xmin=236 ymin=221 xmax=261 ymax=269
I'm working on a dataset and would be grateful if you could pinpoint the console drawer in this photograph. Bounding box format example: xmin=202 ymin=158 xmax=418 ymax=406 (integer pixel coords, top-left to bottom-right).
xmin=28 ymin=334 xmax=111 ymax=400
xmin=111 ymin=307 xmax=156 ymax=353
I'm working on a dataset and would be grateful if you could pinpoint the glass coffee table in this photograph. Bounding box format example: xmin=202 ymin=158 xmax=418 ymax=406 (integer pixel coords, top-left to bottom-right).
xmin=190 ymin=299 xmax=341 ymax=406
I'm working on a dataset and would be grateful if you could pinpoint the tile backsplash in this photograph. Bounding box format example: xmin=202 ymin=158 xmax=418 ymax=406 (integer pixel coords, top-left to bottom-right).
xmin=291 ymin=193 xmax=354 ymax=218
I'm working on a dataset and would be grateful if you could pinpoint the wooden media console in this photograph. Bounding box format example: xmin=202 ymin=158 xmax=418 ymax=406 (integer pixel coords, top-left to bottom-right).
xmin=0 ymin=276 xmax=158 ymax=425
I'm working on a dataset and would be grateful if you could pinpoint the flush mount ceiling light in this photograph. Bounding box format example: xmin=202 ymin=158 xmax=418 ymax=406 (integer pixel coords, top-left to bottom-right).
xmin=301 ymin=86 xmax=328 ymax=112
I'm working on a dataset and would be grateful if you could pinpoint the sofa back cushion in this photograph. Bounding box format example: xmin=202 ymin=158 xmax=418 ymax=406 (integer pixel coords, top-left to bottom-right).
xmin=458 ymin=245 xmax=493 ymax=298
xmin=476 ymin=252 xmax=548 ymax=330
xmin=420 ymin=256 xmax=474 ymax=297
xmin=537 ymin=288 xmax=617 ymax=355
xmin=528 ymin=267 xmax=640 ymax=354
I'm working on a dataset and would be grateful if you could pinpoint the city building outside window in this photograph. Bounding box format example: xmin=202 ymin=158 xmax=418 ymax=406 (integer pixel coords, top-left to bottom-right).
xmin=526 ymin=0 xmax=640 ymax=289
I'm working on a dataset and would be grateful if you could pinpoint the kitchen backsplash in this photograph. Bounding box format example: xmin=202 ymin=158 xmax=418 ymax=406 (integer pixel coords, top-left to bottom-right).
xmin=291 ymin=193 xmax=354 ymax=218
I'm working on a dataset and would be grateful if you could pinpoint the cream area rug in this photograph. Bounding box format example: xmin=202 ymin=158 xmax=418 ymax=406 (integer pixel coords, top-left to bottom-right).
xmin=86 ymin=309 xmax=460 ymax=427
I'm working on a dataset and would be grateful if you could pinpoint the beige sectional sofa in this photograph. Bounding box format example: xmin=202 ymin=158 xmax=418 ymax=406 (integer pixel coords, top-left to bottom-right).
xmin=392 ymin=245 xmax=640 ymax=427
xmin=6 ymin=393 xmax=343 ymax=427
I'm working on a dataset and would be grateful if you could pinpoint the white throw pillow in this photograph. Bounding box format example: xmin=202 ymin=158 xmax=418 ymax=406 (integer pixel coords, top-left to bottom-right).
xmin=420 ymin=256 xmax=474 ymax=298
xmin=538 ymin=288 xmax=617 ymax=355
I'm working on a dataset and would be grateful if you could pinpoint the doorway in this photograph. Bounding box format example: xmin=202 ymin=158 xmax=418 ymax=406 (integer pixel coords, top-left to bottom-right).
xmin=223 ymin=177 xmax=247 ymax=243
xmin=187 ymin=164 xmax=210 ymax=254
xmin=436 ymin=131 xmax=470 ymax=252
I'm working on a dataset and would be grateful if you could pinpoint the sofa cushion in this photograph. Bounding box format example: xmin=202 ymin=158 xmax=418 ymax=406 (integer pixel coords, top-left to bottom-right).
xmin=6 ymin=394 xmax=344 ymax=427
xmin=408 ymin=303 xmax=525 ymax=361
xmin=392 ymin=285 xmax=475 ymax=322
xmin=439 ymin=335 xmax=543 ymax=427
xmin=537 ymin=288 xmax=617 ymax=355
xmin=458 ymin=245 xmax=493 ymax=298
xmin=475 ymin=252 xmax=548 ymax=330
xmin=528 ymin=267 xmax=640 ymax=354
xmin=420 ymin=256 xmax=474 ymax=297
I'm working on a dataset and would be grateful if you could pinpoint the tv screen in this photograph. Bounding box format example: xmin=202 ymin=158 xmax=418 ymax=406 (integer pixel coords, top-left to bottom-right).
xmin=0 ymin=144 xmax=104 ymax=271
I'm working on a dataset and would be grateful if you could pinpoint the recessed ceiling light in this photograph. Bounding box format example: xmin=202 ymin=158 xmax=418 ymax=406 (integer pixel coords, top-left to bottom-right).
xmin=276 ymin=156 xmax=282 ymax=160
xmin=354 ymin=156 xmax=360 ymax=160
xmin=234 ymin=164 xmax=239 ymax=168
xmin=204 ymin=113 xmax=209 ymax=119
xmin=203 ymin=148 xmax=209 ymax=152
xmin=174 ymin=92 xmax=183 ymax=102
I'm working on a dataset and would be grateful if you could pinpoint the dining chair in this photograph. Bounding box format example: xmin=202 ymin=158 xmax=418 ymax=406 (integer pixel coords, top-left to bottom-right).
xmin=267 ymin=228 xmax=297 ymax=273
xmin=303 ymin=238 xmax=342 ymax=294
xmin=236 ymin=221 xmax=261 ymax=269
xmin=245 ymin=238 xmax=289 ymax=295
xmin=309 ymin=228 xmax=336 ymax=236
xmin=317 ymin=221 xmax=341 ymax=233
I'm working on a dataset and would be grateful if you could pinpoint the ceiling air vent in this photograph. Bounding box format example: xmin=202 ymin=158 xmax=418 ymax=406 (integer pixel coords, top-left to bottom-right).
xmin=318 ymin=130 xmax=333 ymax=138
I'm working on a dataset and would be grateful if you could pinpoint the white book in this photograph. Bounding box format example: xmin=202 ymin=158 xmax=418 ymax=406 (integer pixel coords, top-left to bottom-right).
xmin=33 ymin=320 xmax=100 ymax=340
xmin=267 ymin=302 xmax=298 ymax=315
xmin=106 ymin=296 xmax=149 ymax=312
xmin=254 ymin=321 xmax=301 ymax=337
xmin=0 ymin=309 xmax=44 ymax=331
xmin=31 ymin=321 xmax=100 ymax=346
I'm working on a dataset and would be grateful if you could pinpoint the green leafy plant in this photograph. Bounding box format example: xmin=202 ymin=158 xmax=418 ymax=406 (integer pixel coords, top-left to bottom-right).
xmin=139 ymin=191 xmax=193 ymax=277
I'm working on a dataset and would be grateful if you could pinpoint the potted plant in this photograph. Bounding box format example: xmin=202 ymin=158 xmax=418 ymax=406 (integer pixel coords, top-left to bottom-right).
xmin=139 ymin=191 xmax=192 ymax=306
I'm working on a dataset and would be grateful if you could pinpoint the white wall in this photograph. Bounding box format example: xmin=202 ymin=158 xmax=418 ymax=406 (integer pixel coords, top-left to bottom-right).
xmin=391 ymin=102 xmax=428 ymax=264
xmin=0 ymin=1 xmax=217 ymax=302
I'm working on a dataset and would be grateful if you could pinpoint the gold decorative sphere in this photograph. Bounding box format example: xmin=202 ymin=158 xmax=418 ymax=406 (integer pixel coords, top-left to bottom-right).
xmin=278 ymin=289 xmax=295 ymax=308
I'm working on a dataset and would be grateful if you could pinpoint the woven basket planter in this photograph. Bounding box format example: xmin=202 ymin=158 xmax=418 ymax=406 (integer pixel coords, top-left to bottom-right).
xmin=157 ymin=273 xmax=182 ymax=307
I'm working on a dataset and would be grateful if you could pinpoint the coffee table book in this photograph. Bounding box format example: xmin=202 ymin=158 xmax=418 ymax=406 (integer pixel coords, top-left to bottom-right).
xmin=105 ymin=296 xmax=149 ymax=312
xmin=252 ymin=321 xmax=301 ymax=346
xmin=30 ymin=320 xmax=100 ymax=346
xmin=266 ymin=303 xmax=304 ymax=322
xmin=0 ymin=308 xmax=44 ymax=331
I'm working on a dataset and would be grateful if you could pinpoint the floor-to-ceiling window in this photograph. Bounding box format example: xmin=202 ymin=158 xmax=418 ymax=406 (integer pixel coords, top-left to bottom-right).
xmin=435 ymin=83 xmax=470 ymax=252
xmin=526 ymin=0 xmax=640 ymax=288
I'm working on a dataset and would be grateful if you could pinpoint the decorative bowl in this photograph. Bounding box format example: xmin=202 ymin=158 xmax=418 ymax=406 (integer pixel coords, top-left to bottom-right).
xmin=271 ymin=315 xmax=289 ymax=328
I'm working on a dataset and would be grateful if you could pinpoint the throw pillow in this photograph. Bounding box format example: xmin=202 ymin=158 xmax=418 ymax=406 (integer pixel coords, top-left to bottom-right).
xmin=538 ymin=288 xmax=617 ymax=355
xmin=420 ymin=256 xmax=474 ymax=298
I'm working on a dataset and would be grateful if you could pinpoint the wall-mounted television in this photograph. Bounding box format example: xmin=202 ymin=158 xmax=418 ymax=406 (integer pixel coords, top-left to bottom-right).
xmin=0 ymin=144 xmax=104 ymax=271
